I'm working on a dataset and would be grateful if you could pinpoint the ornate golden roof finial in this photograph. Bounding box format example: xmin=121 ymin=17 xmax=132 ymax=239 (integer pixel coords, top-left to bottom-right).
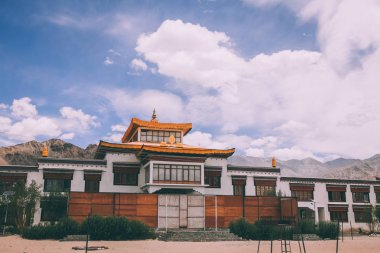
xmin=42 ymin=144 xmax=48 ymax=157
xmin=272 ymin=157 xmax=277 ymax=168
xmin=151 ymin=109 xmax=158 ymax=122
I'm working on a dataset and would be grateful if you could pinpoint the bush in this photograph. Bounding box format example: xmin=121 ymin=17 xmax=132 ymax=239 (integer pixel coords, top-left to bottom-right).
xmin=229 ymin=218 xmax=287 ymax=240
xmin=295 ymin=220 xmax=316 ymax=234
xmin=81 ymin=216 xmax=155 ymax=240
xmin=21 ymin=217 xmax=80 ymax=239
xmin=21 ymin=216 xmax=155 ymax=240
xmin=317 ymin=221 xmax=339 ymax=239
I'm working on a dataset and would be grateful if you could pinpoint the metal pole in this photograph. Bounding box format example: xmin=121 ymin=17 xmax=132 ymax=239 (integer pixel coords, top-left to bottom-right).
xmin=3 ymin=203 xmax=9 ymax=235
xmin=341 ymin=219 xmax=343 ymax=242
xmin=350 ymin=221 xmax=353 ymax=240
xmin=215 ymin=195 xmax=218 ymax=231
xmin=257 ymin=239 xmax=260 ymax=253
xmin=336 ymin=220 xmax=339 ymax=253
xmin=203 ymin=196 xmax=205 ymax=231
xmin=165 ymin=195 xmax=168 ymax=233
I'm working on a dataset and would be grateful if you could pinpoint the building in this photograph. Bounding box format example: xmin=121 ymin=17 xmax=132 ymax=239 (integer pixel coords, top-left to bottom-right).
xmin=0 ymin=112 xmax=379 ymax=229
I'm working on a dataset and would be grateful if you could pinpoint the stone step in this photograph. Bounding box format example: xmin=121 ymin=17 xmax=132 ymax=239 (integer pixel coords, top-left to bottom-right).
xmin=293 ymin=234 xmax=321 ymax=241
xmin=158 ymin=230 xmax=243 ymax=242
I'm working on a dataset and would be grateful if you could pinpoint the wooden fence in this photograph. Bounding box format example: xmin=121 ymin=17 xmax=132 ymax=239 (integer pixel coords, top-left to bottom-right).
xmin=68 ymin=192 xmax=297 ymax=228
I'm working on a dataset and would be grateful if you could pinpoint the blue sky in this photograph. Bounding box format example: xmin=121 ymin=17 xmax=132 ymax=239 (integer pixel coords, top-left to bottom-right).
xmin=1 ymin=0 xmax=379 ymax=161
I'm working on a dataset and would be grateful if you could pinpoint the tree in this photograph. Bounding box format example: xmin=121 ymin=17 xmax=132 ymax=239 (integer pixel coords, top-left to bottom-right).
xmin=11 ymin=180 xmax=41 ymax=229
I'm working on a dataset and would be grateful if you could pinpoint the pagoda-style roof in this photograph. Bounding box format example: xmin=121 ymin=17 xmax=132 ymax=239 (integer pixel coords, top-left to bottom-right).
xmin=121 ymin=117 xmax=192 ymax=143
xmin=95 ymin=140 xmax=235 ymax=159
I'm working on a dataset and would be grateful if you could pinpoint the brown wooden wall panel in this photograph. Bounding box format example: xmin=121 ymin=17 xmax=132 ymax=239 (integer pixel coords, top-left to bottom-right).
xmin=136 ymin=205 xmax=157 ymax=217
xmin=68 ymin=204 xmax=91 ymax=216
xmin=90 ymin=194 xmax=114 ymax=205
xmin=130 ymin=216 xmax=157 ymax=227
xmin=116 ymin=205 xmax=137 ymax=216
xmin=245 ymin=206 xmax=258 ymax=215
xmin=137 ymin=195 xmax=157 ymax=205
xmin=70 ymin=215 xmax=87 ymax=223
xmin=91 ymin=205 xmax=114 ymax=216
xmin=116 ymin=194 xmax=137 ymax=205
xmin=224 ymin=207 xmax=243 ymax=217
xmin=224 ymin=196 xmax=243 ymax=206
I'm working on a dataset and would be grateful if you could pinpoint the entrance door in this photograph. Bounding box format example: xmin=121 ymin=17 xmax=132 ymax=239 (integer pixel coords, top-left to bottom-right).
xmin=158 ymin=194 xmax=204 ymax=229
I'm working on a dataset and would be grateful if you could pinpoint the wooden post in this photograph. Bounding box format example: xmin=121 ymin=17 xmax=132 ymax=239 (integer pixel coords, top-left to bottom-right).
xmin=336 ymin=220 xmax=339 ymax=253
xmin=215 ymin=195 xmax=218 ymax=231
xmin=341 ymin=219 xmax=344 ymax=242
xmin=165 ymin=195 xmax=168 ymax=232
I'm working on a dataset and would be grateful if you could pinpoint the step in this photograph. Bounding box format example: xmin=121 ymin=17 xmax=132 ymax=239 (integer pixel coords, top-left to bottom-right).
xmin=158 ymin=230 xmax=243 ymax=242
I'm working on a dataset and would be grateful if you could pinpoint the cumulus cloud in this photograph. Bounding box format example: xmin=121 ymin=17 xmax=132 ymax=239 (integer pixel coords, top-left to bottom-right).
xmin=11 ymin=97 xmax=38 ymax=118
xmin=102 ymin=88 xmax=185 ymax=124
xmin=0 ymin=98 xmax=99 ymax=143
xmin=0 ymin=103 xmax=8 ymax=110
xmin=104 ymin=57 xmax=114 ymax=65
xmin=130 ymin=58 xmax=148 ymax=71
xmin=111 ymin=124 xmax=127 ymax=132
xmin=133 ymin=16 xmax=380 ymax=159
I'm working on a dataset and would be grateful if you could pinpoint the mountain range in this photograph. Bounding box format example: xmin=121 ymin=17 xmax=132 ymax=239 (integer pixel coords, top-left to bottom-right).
xmin=1 ymin=139 xmax=379 ymax=180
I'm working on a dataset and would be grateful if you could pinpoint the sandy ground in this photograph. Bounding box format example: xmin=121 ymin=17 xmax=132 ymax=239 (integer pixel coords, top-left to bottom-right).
xmin=1 ymin=235 xmax=380 ymax=253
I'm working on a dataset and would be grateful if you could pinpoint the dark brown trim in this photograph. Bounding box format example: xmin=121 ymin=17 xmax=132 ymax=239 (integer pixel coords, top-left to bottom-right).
xmin=289 ymin=183 xmax=315 ymax=191
xmin=326 ymin=184 xmax=347 ymax=192
xmin=232 ymin=176 xmax=247 ymax=185
xmin=328 ymin=204 xmax=349 ymax=212
xmin=281 ymin=176 xmax=380 ymax=185
xmin=254 ymin=177 xmax=277 ymax=186
xmin=145 ymin=155 xmax=206 ymax=163
xmin=228 ymin=165 xmax=280 ymax=173
xmin=350 ymin=185 xmax=370 ymax=193
xmin=38 ymin=157 xmax=106 ymax=166
xmin=0 ymin=172 xmax=27 ymax=182
xmin=0 ymin=165 xmax=38 ymax=172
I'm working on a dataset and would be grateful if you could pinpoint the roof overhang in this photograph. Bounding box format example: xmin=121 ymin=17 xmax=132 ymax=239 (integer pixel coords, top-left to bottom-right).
xmin=121 ymin=117 xmax=192 ymax=143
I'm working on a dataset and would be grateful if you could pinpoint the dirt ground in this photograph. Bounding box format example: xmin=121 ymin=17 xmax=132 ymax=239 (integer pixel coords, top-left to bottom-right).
xmin=1 ymin=235 xmax=380 ymax=253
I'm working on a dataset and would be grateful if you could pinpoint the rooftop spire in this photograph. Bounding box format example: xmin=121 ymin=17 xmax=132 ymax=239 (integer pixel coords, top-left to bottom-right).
xmin=42 ymin=144 xmax=48 ymax=157
xmin=151 ymin=109 xmax=158 ymax=122
xmin=272 ymin=157 xmax=277 ymax=168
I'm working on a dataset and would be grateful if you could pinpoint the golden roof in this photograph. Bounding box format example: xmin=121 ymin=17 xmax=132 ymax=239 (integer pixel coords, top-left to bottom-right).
xmin=97 ymin=141 xmax=235 ymax=158
xmin=121 ymin=117 xmax=192 ymax=143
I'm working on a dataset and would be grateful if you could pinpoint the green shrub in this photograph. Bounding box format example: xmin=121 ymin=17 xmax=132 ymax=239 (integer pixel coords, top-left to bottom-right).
xmin=81 ymin=216 xmax=155 ymax=240
xmin=229 ymin=218 xmax=287 ymax=240
xmin=295 ymin=220 xmax=316 ymax=234
xmin=21 ymin=217 xmax=80 ymax=239
xmin=21 ymin=216 xmax=154 ymax=240
xmin=317 ymin=221 xmax=339 ymax=239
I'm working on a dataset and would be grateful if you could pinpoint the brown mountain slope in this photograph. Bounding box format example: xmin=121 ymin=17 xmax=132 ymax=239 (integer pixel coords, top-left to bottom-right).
xmin=0 ymin=139 xmax=97 ymax=165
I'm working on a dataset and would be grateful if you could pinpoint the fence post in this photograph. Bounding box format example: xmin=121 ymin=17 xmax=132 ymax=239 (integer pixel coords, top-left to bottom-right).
xmin=350 ymin=221 xmax=353 ymax=240
xmin=215 ymin=195 xmax=218 ymax=231
xmin=165 ymin=195 xmax=168 ymax=233
xmin=336 ymin=220 xmax=339 ymax=253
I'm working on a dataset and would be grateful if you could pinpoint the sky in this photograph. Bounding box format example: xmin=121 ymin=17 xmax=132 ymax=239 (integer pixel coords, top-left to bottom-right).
xmin=0 ymin=0 xmax=379 ymax=161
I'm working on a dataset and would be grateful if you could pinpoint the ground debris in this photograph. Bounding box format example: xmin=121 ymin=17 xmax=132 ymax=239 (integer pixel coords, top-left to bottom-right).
xmin=72 ymin=246 xmax=109 ymax=251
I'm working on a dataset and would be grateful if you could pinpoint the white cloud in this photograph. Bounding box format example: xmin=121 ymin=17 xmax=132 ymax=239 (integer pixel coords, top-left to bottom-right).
xmin=0 ymin=103 xmax=8 ymax=110
xmin=111 ymin=124 xmax=127 ymax=132
xmin=130 ymin=58 xmax=148 ymax=71
xmin=0 ymin=99 xmax=99 ymax=144
xmin=59 ymin=107 xmax=99 ymax=131
xmin=11 ymin=97 xmax=38 ymax=118
xmin=108 ymin=49 xmax=121 ymax=56
xmin=104 ymin=57 xmax=114 ymax=65
xmin=271 ymin=147 xmax=317 ymax=161
xmin=103 ymin=133 xmax=123 ymax=143
xmin=103 ymin=88 xmax=185 ymax=124
xmin=60 ymin=132 xmax=75 ymax=140
xmin=133 ymin=17 xmax=380 ymax=159
xmin=246 ymin=148 xmax=265 ymax=157
xmin=0 ymin=116 xmax=12 ymax=132
xmin=7 ymin=117 xmax=61 ymax=141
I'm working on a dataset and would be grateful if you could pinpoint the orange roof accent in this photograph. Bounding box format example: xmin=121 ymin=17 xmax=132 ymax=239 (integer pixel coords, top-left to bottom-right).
xmin=121 ymin=117 xmax=192 ymax=143
xmin=97 ymin=141 xmax=235 ymax=158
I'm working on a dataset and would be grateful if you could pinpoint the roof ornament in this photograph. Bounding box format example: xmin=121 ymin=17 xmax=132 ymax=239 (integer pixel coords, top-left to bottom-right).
xmin=272 ymin=157 xmax=276 ymax=168
xmin=42 ymin=144 xmax=48 ymax=157
xmin=151 ymin=109 xmax=158 ymax=122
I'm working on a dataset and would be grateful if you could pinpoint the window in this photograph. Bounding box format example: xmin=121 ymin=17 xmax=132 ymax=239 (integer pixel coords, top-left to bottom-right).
xmin=40 ymin=196 xmax=67 ymax=222
xmin=114 ymin=172 xmax=138 ymax=186
xmin=354 ymin=209 xmax=371 ymax=223
xmin=299 ymin=207 xmax=315 ymax=221
xmin=44 ymin=179 xmax=71 ymax=192
xmin=292 ymin=190 xmax=314 ymax=201
xmin=140 ymin=129 xmax=181 ymax=143
xmin=233 ymin=185 xmax=245 ymax=196
xmin=153 ymin=164 xmax=201 ymax=184
xmin=376 ymin=192 xmax=380 ymax=203
xmin=330 ymin=211 xmax=348 ymax=222
xmin=85 ymin=180 xmax=99 ymax=193
xmin=328 ymin=191 xmax=346 ymax=202
xmin=352 ymin=192 xmax=370 ymax=203
xmin=205 ymin=175 xmax=221 ymax=188
xmin=145 ymin=166 xmax=150 ymax=184
xmin=256 ymin=185 xmax=275 ymax=196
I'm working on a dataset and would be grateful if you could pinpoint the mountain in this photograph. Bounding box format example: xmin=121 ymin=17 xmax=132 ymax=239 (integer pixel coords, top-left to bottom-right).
xmin=228 ymin=154 xmax=380 ymax=180
xmin=0 ymin=139 xmax=97 ymax=166
xmin=1 ymin=139 xmax=379 ymax=180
